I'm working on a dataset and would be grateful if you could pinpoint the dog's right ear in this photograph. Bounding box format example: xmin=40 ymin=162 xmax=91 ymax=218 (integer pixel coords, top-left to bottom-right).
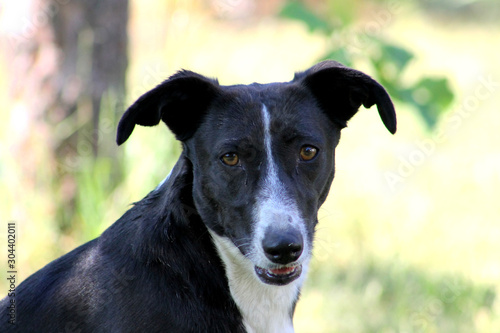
xmin=116 ymin=70 xmax=221 ymax=145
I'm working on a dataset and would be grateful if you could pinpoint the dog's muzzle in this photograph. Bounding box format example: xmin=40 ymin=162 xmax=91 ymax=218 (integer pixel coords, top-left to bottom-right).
xmin=255 ymin=227 xmax=304 ymax=286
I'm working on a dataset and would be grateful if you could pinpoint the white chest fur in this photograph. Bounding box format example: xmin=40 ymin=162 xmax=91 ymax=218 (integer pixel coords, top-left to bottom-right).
xmin=209 ymin=231 xmax=306 ymax=333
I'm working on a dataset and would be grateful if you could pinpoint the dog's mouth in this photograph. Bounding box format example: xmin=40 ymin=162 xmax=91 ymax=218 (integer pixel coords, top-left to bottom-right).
xmin=254 ymin=264 xmax=302 ymax=286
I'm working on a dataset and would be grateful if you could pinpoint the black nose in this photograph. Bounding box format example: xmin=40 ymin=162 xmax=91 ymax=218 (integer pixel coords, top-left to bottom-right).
xmin=262 ymin=228 xmax=304 ymax=265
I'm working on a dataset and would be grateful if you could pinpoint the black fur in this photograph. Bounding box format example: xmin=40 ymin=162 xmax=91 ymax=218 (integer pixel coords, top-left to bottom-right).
xmin=2 ymin=157 xmax=245 ymax=332
xmin=1 ymin=61 xmax=396 ymax=332
xmin=116 ymin=71 xmax=221 ymax=144
xmin=294 ymin=60 xmax=397 ymax=133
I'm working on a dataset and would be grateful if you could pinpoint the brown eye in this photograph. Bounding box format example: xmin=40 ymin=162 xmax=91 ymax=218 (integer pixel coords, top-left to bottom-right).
xmin=221 ymin=153 xmax=239 ymax=166
xmin=299 ymin=146 xmax=318 ymax=161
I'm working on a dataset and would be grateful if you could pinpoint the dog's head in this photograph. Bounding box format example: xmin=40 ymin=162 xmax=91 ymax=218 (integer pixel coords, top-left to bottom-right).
xmin=117 ymin=61 xmax=396 ymax=287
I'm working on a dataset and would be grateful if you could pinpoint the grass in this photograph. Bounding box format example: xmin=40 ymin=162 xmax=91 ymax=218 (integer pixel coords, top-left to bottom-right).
xmin=297 ymin=257 xmax=496 ymax=332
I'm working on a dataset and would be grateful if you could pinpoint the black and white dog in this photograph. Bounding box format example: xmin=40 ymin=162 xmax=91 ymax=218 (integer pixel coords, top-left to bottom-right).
xmin=1 ymin=61 xmax=396 ymax=332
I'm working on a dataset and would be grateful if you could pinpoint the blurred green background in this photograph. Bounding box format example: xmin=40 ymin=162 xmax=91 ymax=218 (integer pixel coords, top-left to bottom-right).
xmin=1 ymin=0 xmax=499 ymax=331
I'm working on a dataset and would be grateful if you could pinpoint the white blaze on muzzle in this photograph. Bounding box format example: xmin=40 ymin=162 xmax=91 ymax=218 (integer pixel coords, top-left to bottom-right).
xmin=252 ymin=105 xmax=310 ymax=272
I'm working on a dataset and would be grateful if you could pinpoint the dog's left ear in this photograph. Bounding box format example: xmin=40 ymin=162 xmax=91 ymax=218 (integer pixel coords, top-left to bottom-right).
xmin=116 ymin=70 xmax=221 ymax=145
xmin=294 ymin=60 xmax=397 ymax=134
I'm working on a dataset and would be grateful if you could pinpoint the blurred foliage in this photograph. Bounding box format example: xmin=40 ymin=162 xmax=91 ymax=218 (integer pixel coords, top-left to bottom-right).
xmin=279 ymin=0 xmax=455 ymax=130
xmin=416 ymin=0 xmax=500 ymax=23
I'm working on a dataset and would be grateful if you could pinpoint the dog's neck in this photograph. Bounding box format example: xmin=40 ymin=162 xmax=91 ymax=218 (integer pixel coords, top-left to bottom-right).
xmin=209 ymin=230 xmax=306 ymax=333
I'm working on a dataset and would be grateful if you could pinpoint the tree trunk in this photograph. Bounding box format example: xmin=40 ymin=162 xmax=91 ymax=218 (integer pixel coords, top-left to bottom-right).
xmin=3 ymin=0 xmax=129 ymax=233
